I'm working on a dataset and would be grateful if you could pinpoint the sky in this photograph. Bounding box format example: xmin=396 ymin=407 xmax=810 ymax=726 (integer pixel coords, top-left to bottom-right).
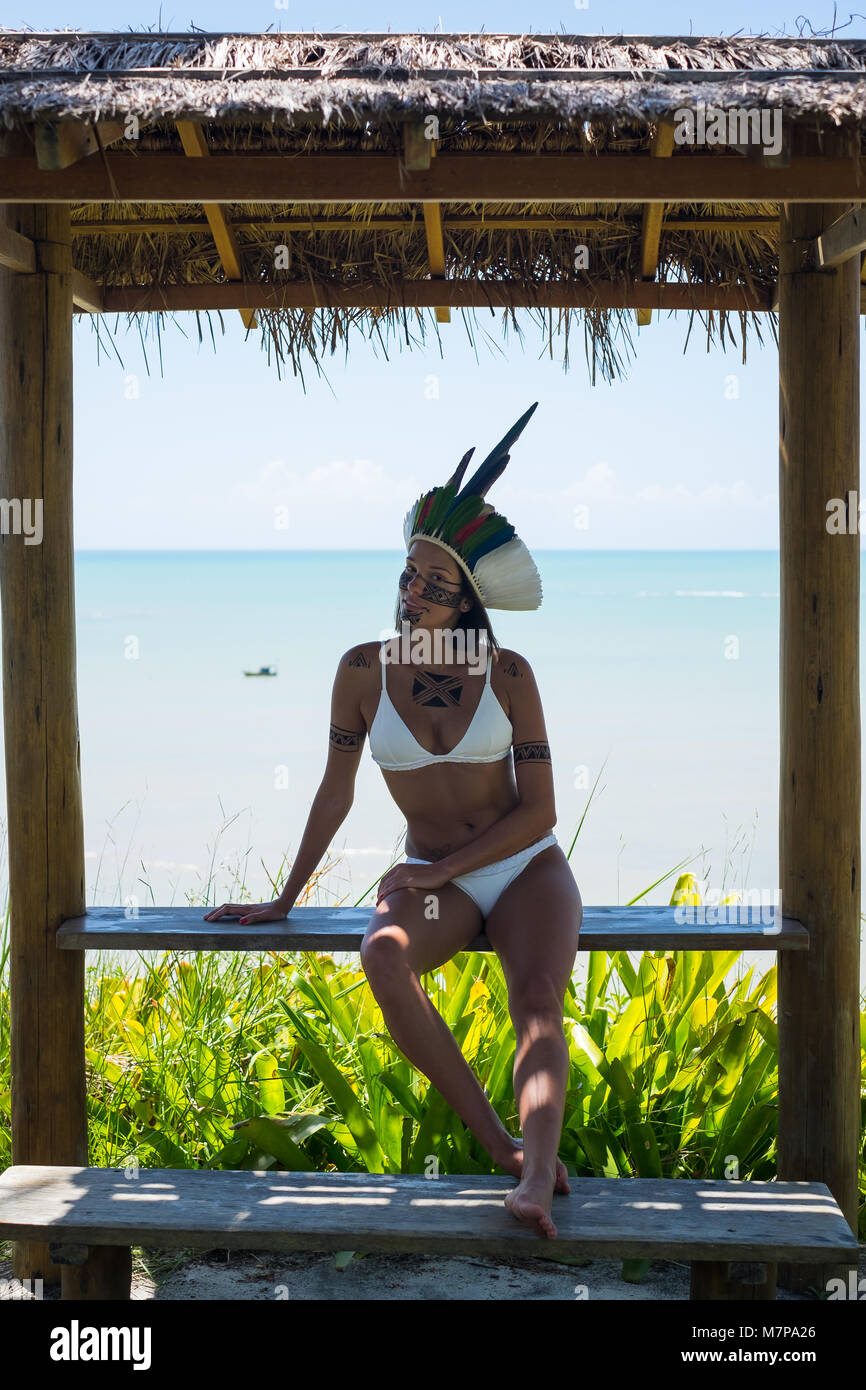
xmin=7 ymin=2 xmax=863 ymax=37
xmin=9 ymin=1 xmax=866 ymax=549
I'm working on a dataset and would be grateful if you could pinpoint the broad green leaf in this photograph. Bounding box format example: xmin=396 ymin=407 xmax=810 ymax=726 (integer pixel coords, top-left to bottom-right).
xmin=209 ymin=1134 xmax=250 ymax=1168
xmin=282 ymin=1003 xmax=385 ymax=1172
xmin=625 ymin=1121 xmax=663 ymax=1178
xmin=138 ymin=1126 xmax=189 ymax=1167
xmin=254 ymin=1051 xmax=286 ymax=1115
xmin=377 ymin=1068 xmax=424 ymax=1122
xmin=233 ymin=1116 xmax=314 ymax=1171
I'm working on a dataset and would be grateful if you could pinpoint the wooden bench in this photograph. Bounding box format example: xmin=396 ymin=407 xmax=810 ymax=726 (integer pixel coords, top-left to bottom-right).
xmin=0 ymin=1165 xmax=856 ymax=1301
xmin=40 ymin=904 xmax=827 ymax=1301
xmin=56 ymin=903 xmax=809 ymax=953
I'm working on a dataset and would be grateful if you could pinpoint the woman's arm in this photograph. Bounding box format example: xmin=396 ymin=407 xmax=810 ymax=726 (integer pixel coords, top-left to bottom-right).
xmin=204 ymin=644 xmax=371 ymax=922
xmin=434 ymin=650 xmax=556 ymax=878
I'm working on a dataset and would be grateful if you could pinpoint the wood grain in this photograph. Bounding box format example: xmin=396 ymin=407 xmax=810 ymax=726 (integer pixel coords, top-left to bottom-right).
xmin=55 ymin=903 xmax=809 ymax=953
xmin=777 ymin=125 xmax=862 ymax=1290
xmin=0 ymin=1166 xmax=857 ymax=1266
xmin=0 ymin=154 xmax=863 ymax=205
xmin=0 ymin=171 xmax=87 ymax=1284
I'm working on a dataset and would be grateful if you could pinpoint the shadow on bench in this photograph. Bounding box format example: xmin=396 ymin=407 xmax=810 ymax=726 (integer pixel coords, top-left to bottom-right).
xmin=55 ymin=904 xmax=810 ymax=954
xmin=0 ymin=1166 xmax=856 ymax=1301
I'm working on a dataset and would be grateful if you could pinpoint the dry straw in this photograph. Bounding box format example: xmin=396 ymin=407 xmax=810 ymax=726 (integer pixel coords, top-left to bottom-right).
xmin=2 ymin=30 xmax=862 ymax=380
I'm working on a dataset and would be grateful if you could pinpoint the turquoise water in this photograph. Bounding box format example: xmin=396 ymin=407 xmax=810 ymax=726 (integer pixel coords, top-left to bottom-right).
xmin=0 ymin=548 xmax=862 ymax=981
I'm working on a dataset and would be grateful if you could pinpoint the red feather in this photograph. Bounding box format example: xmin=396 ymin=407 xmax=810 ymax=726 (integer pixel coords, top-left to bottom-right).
xmin=452 ymin=514 xmax=489 ymax=547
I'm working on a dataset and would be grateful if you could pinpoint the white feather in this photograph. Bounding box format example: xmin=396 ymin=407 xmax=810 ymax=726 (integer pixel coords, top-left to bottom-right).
xmin=473 ymin=536 xmax=543 ymax=610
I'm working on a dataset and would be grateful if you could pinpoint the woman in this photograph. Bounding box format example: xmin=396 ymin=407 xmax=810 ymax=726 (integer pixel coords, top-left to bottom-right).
xmin=205 ymin=404 xmax=582 ymax=1238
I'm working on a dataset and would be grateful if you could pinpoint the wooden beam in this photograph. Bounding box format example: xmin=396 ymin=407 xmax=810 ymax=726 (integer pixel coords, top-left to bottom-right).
xmin=176 ymin=121 xmax=257 ymax=332
xmin=69 ymin=215 xmax=781 ymax=236
xmin=423 ymin=202 xmax=450 ymax=322
xmin=70 ymin=270 xmax=104 ymax=313
xmin=401 ymin=128 xmax=451 ymax=324
xmin=0 ymin=221 xmax=35 ymax=273
xmin=0 ymin=154 xmax=862 ymax=205
xmin=402 ymin=121 xmax=432 ymax=173
xmin=34 ymin=120 xmax=126 ymax=171
xmin=72 ymin=279 xmax=774 ymax=314
xmin=815 ymin=206 xmax=866 ymax=268
xmin=637 ymin=118 xmax=676 ymax=326
xmin=0 ymin=187 xmax=87 ymax=1285
xmin=777 ymin=125 xmax=861 ymax=1294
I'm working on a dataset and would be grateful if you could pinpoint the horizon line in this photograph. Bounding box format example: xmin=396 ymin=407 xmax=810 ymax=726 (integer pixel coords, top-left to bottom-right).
xmin=72 ymin=546 xmax=788 ymax=554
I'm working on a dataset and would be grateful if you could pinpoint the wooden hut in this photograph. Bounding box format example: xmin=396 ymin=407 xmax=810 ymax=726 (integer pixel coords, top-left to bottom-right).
xmin=0 ymin=30 xmax=861 ymax=1296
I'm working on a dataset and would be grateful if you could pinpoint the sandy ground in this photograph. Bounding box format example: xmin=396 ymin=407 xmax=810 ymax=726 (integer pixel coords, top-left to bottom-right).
xmin=4 ymin=1246 xmax=862 ymax=1300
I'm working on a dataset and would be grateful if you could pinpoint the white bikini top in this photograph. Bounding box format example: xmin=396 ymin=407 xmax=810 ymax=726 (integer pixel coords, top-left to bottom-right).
xmin=368 ymin=644 xmax=513 ymax=772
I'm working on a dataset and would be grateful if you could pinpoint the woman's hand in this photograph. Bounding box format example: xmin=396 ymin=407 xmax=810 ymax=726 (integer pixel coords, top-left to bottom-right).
xmin=375 ymin=861 xmax=454 ymax=905
xmin=203 ymin=899 xmax=293 ymax=925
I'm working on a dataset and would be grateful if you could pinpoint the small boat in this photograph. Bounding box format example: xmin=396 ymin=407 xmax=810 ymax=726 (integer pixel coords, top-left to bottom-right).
xmin=243 ymin=665 xmax=278 ymax=677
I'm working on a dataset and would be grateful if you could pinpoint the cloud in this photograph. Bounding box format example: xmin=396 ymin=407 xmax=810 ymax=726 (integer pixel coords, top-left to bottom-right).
xmin=514 ymin=464 xmax=773 ymax=512
xmin=229 ymin=456 xmax=409 ymax=505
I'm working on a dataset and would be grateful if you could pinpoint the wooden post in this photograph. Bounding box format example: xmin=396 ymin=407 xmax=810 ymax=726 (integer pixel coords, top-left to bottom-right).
xmin=777 ymin=125 xmax=861 ymax=1293
xmin=0 ymin=150 xmax=88 ymax=1283
xmin=690 ymin=1261 xmax=777 ymax=1301
xmin=61 ymin=1247 xmax=133 ymax=1301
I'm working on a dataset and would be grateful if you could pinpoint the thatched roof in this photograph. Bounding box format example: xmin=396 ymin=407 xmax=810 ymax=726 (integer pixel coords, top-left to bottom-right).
xmin=4 ymin=31 xmax=866 ymax=126
xmin=2 ymin=29 xmax=864 ymax=382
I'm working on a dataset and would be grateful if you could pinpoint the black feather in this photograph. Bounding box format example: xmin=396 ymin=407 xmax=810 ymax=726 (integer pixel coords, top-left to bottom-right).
xmin=455 ymin=402 xmax=538 ymax=501
xmin=445 ymin=447 xmax=475 ymax=490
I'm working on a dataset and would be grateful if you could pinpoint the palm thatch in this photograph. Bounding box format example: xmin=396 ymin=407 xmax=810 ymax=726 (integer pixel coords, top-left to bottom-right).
xmin=2 ymin=29 xmax=863 ymax=382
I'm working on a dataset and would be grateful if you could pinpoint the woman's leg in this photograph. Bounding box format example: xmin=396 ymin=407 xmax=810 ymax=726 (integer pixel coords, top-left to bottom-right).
xmin=483 ymin=843 xmax=582 ymax=1237
xmin=360 ymin=882 xmax=519 ymax=1168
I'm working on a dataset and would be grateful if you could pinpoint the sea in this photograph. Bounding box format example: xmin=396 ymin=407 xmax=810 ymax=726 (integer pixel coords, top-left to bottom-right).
xmin=0 ymin=548 xmax=863 ymax=988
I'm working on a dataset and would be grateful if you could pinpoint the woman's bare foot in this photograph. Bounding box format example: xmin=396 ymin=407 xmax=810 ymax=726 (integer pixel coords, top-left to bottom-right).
xmin=495 ymin=1140 xmax=570 ymax=1194
xmin=503 ymin=1172 xmax=558 ymax=1239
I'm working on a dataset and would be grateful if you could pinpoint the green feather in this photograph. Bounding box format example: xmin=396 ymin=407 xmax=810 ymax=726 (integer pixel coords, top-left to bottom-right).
xmin=419 ymin=484 xmax=458 ymax=537
xmin=410 ymin=491 xmax=434 ymax=532
xmin=461 ymin=514 xmax=510 ymax=558
xmin=440 ymin=494 xmax=485 ymax=540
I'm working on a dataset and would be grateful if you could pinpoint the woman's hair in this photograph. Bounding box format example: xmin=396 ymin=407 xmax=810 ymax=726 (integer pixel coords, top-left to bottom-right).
xmin=393 ymin=572 xmax=499 ymax=653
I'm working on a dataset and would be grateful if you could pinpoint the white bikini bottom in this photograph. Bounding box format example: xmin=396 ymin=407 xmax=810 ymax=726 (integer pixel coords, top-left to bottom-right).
xmin=405 ymin=833 xmax=559 ymax=919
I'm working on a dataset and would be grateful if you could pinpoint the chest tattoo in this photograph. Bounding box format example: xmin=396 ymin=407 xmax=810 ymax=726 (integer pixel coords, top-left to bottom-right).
xmin=411 ymin=670 xmax=464 ymax=707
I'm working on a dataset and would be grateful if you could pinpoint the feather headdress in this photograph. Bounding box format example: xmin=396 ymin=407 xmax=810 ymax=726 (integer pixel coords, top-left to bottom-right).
xmin=402 ymin=402 xmax=543 ymax=611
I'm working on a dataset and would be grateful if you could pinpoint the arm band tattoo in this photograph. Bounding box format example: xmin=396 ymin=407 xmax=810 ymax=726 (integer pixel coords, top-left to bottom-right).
xmin=330 ymin=723 xmax=364 ymax=751
xmin=513 ymin=741 xmax=551 ymax=764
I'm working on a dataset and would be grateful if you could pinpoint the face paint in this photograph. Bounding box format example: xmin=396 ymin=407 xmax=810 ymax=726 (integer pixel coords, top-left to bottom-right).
xmin=398 ymin=567 xmax=464 ymax=610
xmin=417 ymin=578 xmax=464 ymax=608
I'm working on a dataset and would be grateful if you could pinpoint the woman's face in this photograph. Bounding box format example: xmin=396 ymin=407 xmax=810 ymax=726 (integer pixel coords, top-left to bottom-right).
xmin=398 ymin=542 xmax=469 ymax=628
